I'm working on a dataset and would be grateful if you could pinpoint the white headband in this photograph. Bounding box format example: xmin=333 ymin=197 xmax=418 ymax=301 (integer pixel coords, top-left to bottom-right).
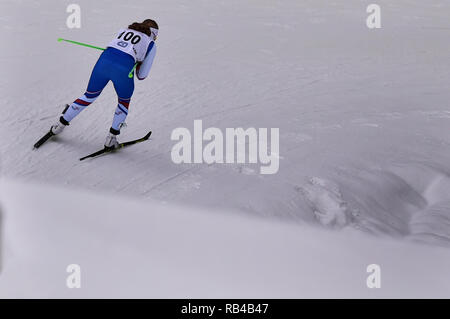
xmin=150 ymin=27 xmax=158 ymax=39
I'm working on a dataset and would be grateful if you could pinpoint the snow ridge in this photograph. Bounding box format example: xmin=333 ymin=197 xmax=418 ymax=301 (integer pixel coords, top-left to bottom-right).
xmin=298 ymin=163 xmax=450 ymax=246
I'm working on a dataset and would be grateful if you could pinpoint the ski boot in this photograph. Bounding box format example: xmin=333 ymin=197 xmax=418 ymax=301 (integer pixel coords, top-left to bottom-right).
xmin=51 ymin=104 xmax=70 ymax=135
xmin=104 ymin=128 xmax=120 ymax=150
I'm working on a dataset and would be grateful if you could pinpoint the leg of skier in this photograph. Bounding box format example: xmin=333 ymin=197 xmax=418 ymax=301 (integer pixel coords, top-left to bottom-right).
xmin=50 ymin=55 xmax=110 ymax=135
xmin=104 ymin=62 xmax=135 ymax=149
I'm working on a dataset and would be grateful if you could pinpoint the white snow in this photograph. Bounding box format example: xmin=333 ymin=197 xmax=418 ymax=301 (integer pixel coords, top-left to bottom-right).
xmin=1 ymin=178 xmax=450 ymax=298
xmin=1 ymin=0 xmax=450 ymax=297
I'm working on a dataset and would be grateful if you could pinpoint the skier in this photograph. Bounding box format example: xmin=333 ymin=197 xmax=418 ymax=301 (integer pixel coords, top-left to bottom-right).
xmin=49 ymin=19 xmax=158 ymax=149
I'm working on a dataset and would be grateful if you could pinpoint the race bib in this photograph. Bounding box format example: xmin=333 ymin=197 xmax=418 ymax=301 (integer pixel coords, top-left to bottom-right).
xmin=108 ymin=28 xmax=152 ymax=62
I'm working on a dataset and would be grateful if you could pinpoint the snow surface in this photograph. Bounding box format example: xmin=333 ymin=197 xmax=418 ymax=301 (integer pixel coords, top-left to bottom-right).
xmin=1 ymin=0 xmax=450 ymax=297
xmin=1 ymin=178 xmax=450 ymax=298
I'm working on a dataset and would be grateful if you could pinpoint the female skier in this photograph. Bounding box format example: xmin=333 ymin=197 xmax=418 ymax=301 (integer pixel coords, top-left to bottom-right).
xmin=49 ymin=19 xmax=158 ymax=149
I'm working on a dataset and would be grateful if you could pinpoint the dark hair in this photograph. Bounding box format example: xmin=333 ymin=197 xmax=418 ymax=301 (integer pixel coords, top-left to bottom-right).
xmin=128 ymin=19 xmax=158 ymax=36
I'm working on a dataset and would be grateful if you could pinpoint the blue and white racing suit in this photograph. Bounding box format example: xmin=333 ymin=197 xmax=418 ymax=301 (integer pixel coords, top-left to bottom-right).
xmin=62 ymin=28 xmax=157 ymax=133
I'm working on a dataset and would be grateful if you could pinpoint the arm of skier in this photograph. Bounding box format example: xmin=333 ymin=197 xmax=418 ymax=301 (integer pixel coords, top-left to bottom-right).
xmin=136 ymin=42 xmax=157 ymax=81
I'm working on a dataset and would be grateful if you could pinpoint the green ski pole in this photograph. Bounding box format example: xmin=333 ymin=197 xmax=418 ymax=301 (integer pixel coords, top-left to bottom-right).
xmin=57 ymin=38 xmax=105 ymax=51
xmin=57 ymin=38 xmax=137 ymax=78
xmin=128 ymin=63 xmax=138 ymax=78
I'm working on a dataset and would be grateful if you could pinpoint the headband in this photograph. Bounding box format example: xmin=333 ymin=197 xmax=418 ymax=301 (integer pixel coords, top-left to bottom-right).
xmin=150 ymin=27 xmax=158 ymax=40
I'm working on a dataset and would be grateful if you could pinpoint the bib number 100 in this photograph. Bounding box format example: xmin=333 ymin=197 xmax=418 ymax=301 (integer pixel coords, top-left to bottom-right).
xmin=117 ymin=31 xmax=141 ymax=44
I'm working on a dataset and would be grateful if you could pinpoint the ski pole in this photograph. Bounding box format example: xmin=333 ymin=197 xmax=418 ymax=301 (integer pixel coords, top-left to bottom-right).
xmin=57 ymin=38 xmax=105 ymax=51
xmin=128 ymin=63 xmax=138 ymax=78
xmin=57 ymin=38 xmax=137 ymax=78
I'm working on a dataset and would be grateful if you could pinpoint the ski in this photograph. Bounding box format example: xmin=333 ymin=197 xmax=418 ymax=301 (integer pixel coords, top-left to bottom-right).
xmin=33 ymin=106 xmax=69 ymax=149
xmin=33 ymin=130 xmax=54 ymax=149
xmin=79 ymin=131 xmax=152 ymax=161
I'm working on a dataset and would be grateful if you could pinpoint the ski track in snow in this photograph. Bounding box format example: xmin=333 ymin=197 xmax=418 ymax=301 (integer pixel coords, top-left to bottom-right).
xmin=1 ymin=0 xmax=450 ymax=247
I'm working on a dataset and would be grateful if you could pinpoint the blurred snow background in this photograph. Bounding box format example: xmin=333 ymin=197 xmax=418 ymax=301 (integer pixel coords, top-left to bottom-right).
xmin=1 ymin=178 xmax=450 ymax=298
